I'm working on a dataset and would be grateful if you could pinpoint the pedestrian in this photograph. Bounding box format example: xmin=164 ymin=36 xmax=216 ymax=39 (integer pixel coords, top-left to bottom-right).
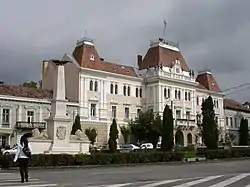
xmin=13 ymin=136 xmax=32 ymax=183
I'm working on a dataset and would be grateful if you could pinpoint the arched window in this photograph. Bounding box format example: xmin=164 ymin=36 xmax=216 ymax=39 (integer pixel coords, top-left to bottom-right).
xmin=164 ymin=88 xmax=167 ymax=98
xmin=110 ymin=84 xmax=114 ymax=94
xmin=123 ymin=86 xmax=126 ymax=96
xmin=136 ymin=88 xmax=138 ymax=97
xmin=94 ymin=81 xmax=98 ymax=91
xmin=139 ymin=88 xmax=142 ymax=98
xmin=115 ymin=84 xmax=118 ymax=94
xmin=89 ymin=80 xmax=93 ymax=91
xmin=127 ymin=86 xmax=130 ymax=96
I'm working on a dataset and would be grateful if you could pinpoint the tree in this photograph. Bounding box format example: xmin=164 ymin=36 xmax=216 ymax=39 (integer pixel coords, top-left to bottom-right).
xmin=161 ymin=104 xmax=174 ymax=151
xmin=108 ymin=119 xmax=119 ymax=153
xmin=239 ymin=118 xmax=249 ymax=145
xmin=85 ymin=128 xmax=98 ymax=146
xmin=22 ymin=81 xmax=38 ymax=88
xmin=129 ymin=110 xmax=162 ymax=148
xmin=201 ymin=96 xmax=218 ymax=149
xmin=71 ymin=115 xmax=82 ymax=135
xmin=120 ymin=126 xmax=131 ymax=144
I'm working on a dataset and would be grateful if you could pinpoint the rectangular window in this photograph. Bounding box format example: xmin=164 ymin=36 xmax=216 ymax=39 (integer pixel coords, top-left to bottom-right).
xmin=230 ymin=117 xmax=233 ymax=127
xmin=234 ymin=117 xmax=237 ymax=128
xmin=226 ymin=117 xmax=229 ymax=126
xmin=196 ymin=97 xmax=199 ymax=106
xmin=186 ymin=111 xmax=191 ymax=120
xmin=176 ymin=110 xmax=181 ymax=119
xmin=90 ymin=104 xmax=96 ymax=117
xmin=137 ymin=108 xmax=141 ymax=116
xmin=124 ymin=107 xmax=129 ymax=119
xmin=2 ymin=109 xmax=10 ymax=123
xmin=111 ymin=106 xmax=116 ymax=119
xmin=27 ymin=111 xmax=34 ymax=123
xmin=215 ymin=116 xmax=218 ymax=124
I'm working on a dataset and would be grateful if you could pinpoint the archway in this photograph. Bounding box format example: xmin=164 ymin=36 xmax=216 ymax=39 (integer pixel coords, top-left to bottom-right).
xmin=175 ymin=130 xmax=184 ymax=146
xmin=187 ymin=133 xmax=193 ymax=145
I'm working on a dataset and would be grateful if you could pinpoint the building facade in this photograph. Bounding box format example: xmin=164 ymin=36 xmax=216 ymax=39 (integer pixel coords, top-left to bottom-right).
xmin=224 ymin=98 xmax=250 ymax=144
xmin=42 ymin=37 xmax=225 ymax=146
xmin=0 ymin=85 xmax=78 ymax=148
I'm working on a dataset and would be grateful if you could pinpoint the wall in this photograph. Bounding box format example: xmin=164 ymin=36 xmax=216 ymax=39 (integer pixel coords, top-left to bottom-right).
xmin=224 ymin=108 xmax=250 ymax=144
xmin=0 ymin=95 xmax=78 ymax=146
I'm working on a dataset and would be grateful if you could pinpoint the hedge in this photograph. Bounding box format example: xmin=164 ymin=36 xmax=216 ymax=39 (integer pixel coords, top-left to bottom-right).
xmin=1 ymin=148 xmax=250 ymax=169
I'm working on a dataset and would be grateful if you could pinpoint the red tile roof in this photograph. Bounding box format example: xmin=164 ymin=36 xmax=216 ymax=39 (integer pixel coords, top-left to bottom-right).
xmin=139 ymin=45 xmax=189 ymax=71
xmin=224 ymin=98 xmax=250 ymax=113
xmin=196 ymin=72 xmax=221 ymax=92
xmin=0 ymin=85 xmax=53 ymax=100
xmin=72 ymin=42 xmax=138 ymax=77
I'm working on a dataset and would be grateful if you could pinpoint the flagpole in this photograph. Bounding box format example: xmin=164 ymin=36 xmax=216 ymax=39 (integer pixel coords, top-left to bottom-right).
xmin=163 ymin=20 xmax=167 ymax=39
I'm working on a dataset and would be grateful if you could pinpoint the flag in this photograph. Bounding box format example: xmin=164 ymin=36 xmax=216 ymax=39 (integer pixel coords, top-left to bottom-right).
xmin=164 ymin=20 xmax=167 ymax=27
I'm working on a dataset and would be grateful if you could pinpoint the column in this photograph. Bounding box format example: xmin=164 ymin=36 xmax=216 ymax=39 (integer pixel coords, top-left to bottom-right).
xmin=100 ymin=80 xmax=104 ymax=108
xmin=153 ymin=85 xmax=157 ymax=112
xmin=158 ymin=85 xmax=162 ymax=113
xmin=0 ymin=105 xmax=2 ymax=128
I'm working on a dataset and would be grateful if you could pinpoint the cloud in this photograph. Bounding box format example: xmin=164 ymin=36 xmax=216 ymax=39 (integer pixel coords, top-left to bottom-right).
xmin=0 ymin=0 xmax=250 ymax=101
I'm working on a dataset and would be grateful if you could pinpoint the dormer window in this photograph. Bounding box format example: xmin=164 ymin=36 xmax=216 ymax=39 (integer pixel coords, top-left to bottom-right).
xmin=90 ymin=54 xmax=95 ymax=61
xmin=176 ymin=67 xmax=180 ymax=73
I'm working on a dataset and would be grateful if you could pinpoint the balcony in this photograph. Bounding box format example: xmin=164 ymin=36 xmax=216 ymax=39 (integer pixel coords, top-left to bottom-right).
xmin=174 ymin=118 xmax=196 ymax=130
xmin=16 ymin=121 xmax=46 ymax=130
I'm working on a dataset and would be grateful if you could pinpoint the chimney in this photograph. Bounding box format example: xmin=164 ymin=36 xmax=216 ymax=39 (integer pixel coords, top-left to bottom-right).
xmin=137 ymin=55 xmax=142 ymax=68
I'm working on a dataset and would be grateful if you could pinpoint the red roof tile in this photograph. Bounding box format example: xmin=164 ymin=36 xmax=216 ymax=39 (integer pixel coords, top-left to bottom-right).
xmin=196 ymin=72 xmax=221 ymax=92
xmin=224 ymin=98 xmax=250 ymax=113
xmin=72 ymin=41 xmax=138 ymax=77
xmin=0 ymin=85 xmax=53 ymax=100
xmin=139 ymin=45 xmax=189 ymax=71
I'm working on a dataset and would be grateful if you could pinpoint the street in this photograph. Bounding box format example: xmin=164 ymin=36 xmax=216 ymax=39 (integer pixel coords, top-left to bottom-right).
xmin=1 ymin=160 xmax=250 ymax=187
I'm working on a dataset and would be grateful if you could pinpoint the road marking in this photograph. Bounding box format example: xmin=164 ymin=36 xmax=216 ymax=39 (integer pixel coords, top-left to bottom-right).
xmin=3 ymin=179 xmax=39 ymax=182
xmin=0 ymin=181 xmax=45 ymax=186
xmin=7 ymin=184 xmax=58 ymax=187
xmin=138 ymin=179 xmax=182 ymax=187
xmin=103 ymin=183 xmax=132 ymax=187
xmin=173 ymin=175 xmax=223 ymax=187
xmin=208 ymin=173 xmax=250 ymax=187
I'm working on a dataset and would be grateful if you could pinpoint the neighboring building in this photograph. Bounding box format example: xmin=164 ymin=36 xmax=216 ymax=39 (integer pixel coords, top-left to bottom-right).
xmin=224 ymin=98 xmax=250 ymax=144
xmin=42 ymin=37 xmax=225 ymax=146
xmin=0 ymin=85 xmax=78 ymax=147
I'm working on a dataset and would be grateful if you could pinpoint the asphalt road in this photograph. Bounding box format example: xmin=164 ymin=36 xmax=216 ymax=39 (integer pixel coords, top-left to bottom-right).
xmin=1 ymin=160 xmax=250 ymax=187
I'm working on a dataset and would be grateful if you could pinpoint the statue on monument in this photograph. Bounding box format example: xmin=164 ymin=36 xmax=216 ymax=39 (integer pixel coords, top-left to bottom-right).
xmin=31 ymin=128 xmax=49 ymax=139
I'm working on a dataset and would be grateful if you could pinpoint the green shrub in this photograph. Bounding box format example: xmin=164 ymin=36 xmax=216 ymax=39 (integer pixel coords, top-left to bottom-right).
xmin=1 ymin=148 xmax=250 ymax=169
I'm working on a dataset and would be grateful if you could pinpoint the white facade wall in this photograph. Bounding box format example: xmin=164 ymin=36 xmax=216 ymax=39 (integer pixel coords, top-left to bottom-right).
xmin=0 ymin=95 xmax=78 ymax=147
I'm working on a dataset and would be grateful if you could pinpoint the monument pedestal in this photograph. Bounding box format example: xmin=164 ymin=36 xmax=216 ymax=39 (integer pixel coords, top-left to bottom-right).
xmin=45 ymin=116 xmax=72 ymax=153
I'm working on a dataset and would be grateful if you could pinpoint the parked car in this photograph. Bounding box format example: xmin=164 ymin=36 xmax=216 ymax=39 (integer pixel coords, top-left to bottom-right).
xmin=2 ymin=145 xmax=18 ymax=155
xmin=120 ymin=144 xmax=140 ymax=151
xmin=140 ymin=143 xmax=153 ymax=149
xmin=157 ymin=142 xmax=161 ymax=149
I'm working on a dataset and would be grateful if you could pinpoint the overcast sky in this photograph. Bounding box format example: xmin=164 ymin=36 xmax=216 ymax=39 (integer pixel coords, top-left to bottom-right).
xmin=0 ymin=0 xmax=249 ymax=102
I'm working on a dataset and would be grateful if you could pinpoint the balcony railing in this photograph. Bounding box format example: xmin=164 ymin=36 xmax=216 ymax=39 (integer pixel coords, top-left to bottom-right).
xmin=16 ymin=121 xmax=46 ymax=129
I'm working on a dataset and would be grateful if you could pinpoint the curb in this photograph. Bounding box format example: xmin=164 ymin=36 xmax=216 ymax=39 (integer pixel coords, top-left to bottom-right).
xmin=1 ymin=157 xmax=250 ymax=171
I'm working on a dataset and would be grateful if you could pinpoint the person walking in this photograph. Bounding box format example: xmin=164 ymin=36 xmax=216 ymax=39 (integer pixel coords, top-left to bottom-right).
xmin=13 ymin=136 xmax=32 ymax=183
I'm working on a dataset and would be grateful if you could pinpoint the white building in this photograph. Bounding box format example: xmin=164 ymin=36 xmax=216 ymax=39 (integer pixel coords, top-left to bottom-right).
xmin=224 ymin=98 xmax=250 ymax=144
xmin=0 ymin=84 xmax=78 ymax=148
xmin=42 ymin=37 xmax=225 ymax=146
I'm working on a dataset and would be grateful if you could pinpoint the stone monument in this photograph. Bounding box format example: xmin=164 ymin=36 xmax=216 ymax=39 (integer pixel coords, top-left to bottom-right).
xmin=42 ymin=60 xmax=89 ymax=154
